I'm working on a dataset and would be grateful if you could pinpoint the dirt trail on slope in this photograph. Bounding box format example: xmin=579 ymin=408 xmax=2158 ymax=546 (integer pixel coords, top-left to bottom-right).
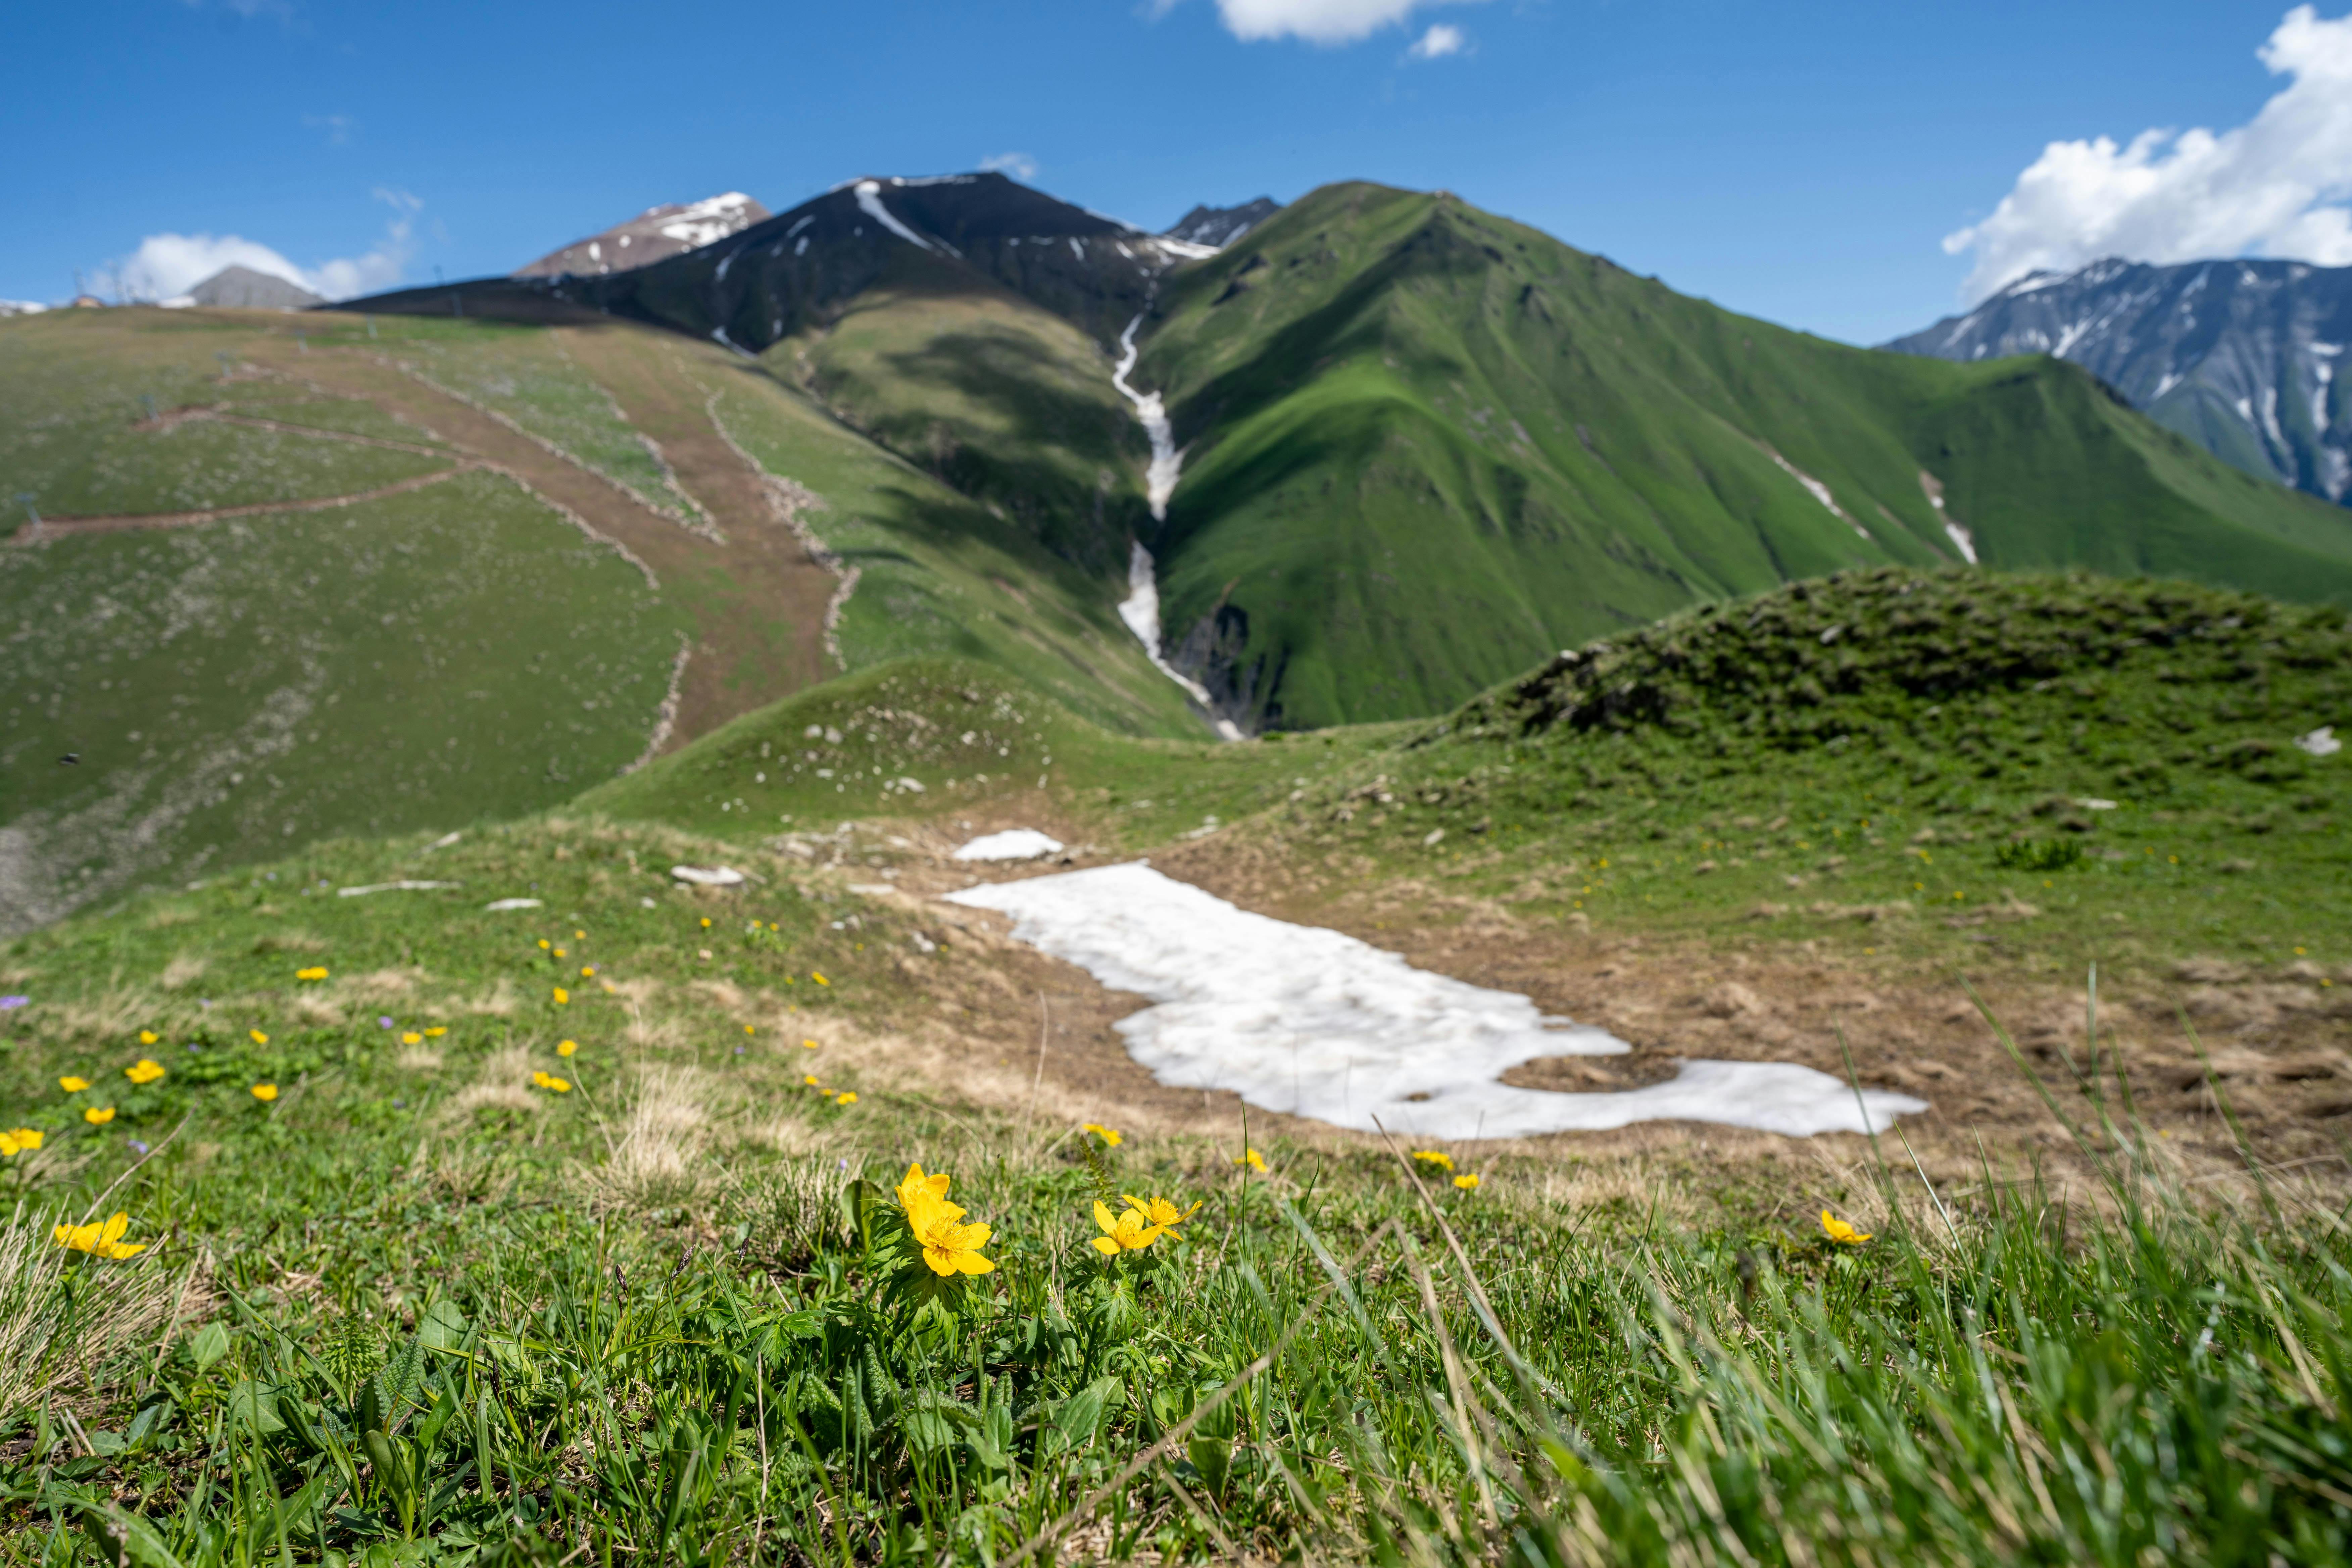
xmin=12 ymin=463 xmax=482 ymax=541
xmin=241 ymin=335 xmax=839 ymax=753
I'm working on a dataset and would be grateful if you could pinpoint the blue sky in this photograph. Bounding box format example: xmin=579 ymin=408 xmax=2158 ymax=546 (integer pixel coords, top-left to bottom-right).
xmin=7 ymin=0 xmax=2347 ymax=344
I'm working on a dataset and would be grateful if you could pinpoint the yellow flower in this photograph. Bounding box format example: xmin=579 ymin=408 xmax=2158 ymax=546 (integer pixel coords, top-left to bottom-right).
xmin=834 ymin=1091 xmax=858 ymax=1106
xmin=53 ymin=1212 xmax=146 ymax=1260
xmin=557 ymin=1039 xmax=578 ymax=1057
xmin=552 ymin=947 xmax=566 ymax=959
xmin=249 ymin=1030 xmax=268 ymax=1046
xmin=424 ymin=1026 xmax=446 ymax=1037
xmin=1453 ymin=1173 xmax=1482 ymax=1190
xmin=802 ymin=1038 xmax=819 ymax=1050
xmin=59 ymin=1076 xmax=89 ymax=1093
xmin=7 ymin=1128 xmax=42 ymax=1153
xmin=1083 ymin=1122 xmax=1123 ymax=1147
xmin=538 ymin=939 xmax=551 ymax=950
xmin=1236 ymin=1147 xmax=1268 ymax=1173
xmin=581 ymin=966 xmax=595 ymax=978
xmin=85 ymin=1107 xmax=117 ymax=1125
xmin=295 ymin=966 xmax=328 ymax=982
xmin=1820 ymin=1210 xmax=1872 ymax=1245
xmin=743 ymin=1023 xmax=755 ymax=1035
xmin=531 ymin=1071 xmax=571 ymax=1093
xmin=1410 ymin=1149 xmax=1455 ymax=1173
xmin=1120 ymin=1193 xmax=1202 ymax=1239
xmin=551 ymin=987 xmax=569 ymax=1005
xmin=401 ymin=1032 xmax=422 ymax=1045
xmin=0 ymin=1133 xmax=16 ymax=1158
xmin=803 ymin=1073 xmax=823 ymax=1087
xmin=699 ymin=918 xmax=711 ymax=929
xmin=1091 ymin=1199 xmax=1166 ymax=1255
xmin=251 ymin=1083 xmax=278 ymax=1102
xmin=138 ymin=1030 xmax=159 ymax=1045
xmin=812 ymin=972 xmax=829 ymax=986
xmin=574 ymin=930 xmax=586 ymax=940
xmin=125 ymin=1060 xmax=165 ymax=1085
xmin=894 ymin=1163 xmax=994 ymax=1276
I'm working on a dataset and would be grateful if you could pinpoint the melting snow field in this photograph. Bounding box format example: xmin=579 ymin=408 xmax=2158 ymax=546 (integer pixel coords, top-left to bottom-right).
xmin=945 ymin=864 xmax=1927 ymax=1139
xmin=953 ymin=829 xmax=1065 ymax=862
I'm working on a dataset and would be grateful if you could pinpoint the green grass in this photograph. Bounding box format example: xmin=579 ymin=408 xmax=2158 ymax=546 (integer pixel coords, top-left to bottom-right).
xmin=1133 ymin=183 xmax=2352 ymax=730
xmin=1 ymin=817 xmax=2349 ymax=1564
xmin=0 ymin=469 xmax=688 ymax=936
xmin=1274 ymin=567 xmax=2352 ymax=972
xmin=578 ymin=653 xmax=1399 ymax=849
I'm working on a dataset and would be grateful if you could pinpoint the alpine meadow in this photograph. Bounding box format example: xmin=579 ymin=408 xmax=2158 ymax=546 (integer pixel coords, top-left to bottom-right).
xmin=4 ymin=149 xmax=2352 ymax=1568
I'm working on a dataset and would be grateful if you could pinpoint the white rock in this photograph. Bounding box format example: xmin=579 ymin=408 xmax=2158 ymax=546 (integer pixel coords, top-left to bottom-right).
xmin=672 ymin=865 xmax=746 ymax=886
xmin=952 ymin=829 xmax=1065 ymax=862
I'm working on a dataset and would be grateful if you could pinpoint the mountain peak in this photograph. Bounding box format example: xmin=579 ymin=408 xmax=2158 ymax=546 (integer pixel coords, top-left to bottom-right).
xmin=1164 ymin=197 xmax=1280 ymax=249
xmin=514 ymin=192 xmax=772 ymax=279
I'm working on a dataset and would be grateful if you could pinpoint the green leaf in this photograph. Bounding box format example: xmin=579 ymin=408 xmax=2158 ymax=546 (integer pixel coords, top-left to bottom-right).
xmin=226 ymin=1380 xmax=287 ymax=1436
xmin=76 ymin=1505 xmax=187 ymax=1568
xmin=417 ymin=1299 xmax=469 ymax=1353
xmin=186 ymin=1321 xmax=232 ymax=1372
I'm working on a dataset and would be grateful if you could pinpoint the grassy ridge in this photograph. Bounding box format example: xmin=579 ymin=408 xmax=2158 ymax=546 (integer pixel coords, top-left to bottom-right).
xmin=1271 ymin=567 xmax=2352 ymax=971
xmin=1134 ymin=183 xmax=2352 ymax=730
xmin=0 ymin=816 xmax=2347 ymax=1564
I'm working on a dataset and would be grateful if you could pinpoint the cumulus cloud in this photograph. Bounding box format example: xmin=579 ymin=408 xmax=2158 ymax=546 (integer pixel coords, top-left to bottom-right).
xmin=1208 ymin=0 xmax=1482 ymax=46
xmin=1945 ymin=5 xmax=2352 ymax=301
xmin=979 ymin=151 xmax=1040 ymax=181
xmin=1406 ymin=21 xmax=1464 ymax=58
xmin=113 ymin=187 xmax=421 ymax=302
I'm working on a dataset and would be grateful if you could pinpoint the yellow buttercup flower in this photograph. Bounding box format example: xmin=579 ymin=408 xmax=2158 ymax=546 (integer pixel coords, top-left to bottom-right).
xmin=1083 ymin=1122 xmax=1123 ymax=1147
xmin=834 ymin=1091 xmax=858 ymax=1106
xmin=139 ymin=1030 xmax=159 ymax=1045
xmin=1820 ymin=1210 xmax=1871 ymax=1245
xmin=531 ymin=1071 xmax=571 ymax=1093
xmin=538 ymin=939 xmax=551 ymax=950
xmin=557 ymin=1039 xmax=578 ymax=1057
xmin=295 ymin=967 xmax=328 ymax=982
xmin=85 ymin=1107 xmax=117 ymax=1125
xmin=1120 ymin=1193 xmax=1202 ymax=1239
xmin=699 ymin=918 xmax=711 ymax=929
xmin=551 ymin=987 xmax=569 ymax=1005
xmin=423 ymin=1026 xmax=446 ymax=1037
xmin=125 ymin=1060 xmax=165 ymax=1085
xmin=552 ymin=948 xmax=566 ymax=959
xmin=803 ymin=1073 xmax=823 ymax=1087
xmin=812 ymin=972 xmax=828 ymax=986
xmin=53 ymin=1212 xmax=146 ymax=1260
xmin=59 ymin=1076 xmax=89 ymax=1094
xmin=249 ymin=1030 xmax=268 ymax=1046
xmin=574 ymin=930 xmax=585 ymax=940
xmin=0 ymin=1133 xmax=17 ymax=1158
xmin=2 ymin=1129 xmax=43 ymax=1155
xmin=802 ymin=1038 xmax=819 ymax=1050
xmin=581 ymin=966 xmax=595 ymax=978
xmin=251 ymin=1083 xmax=278 ymax=1102
xmin=1410 ymin=1149 xmax=1455 ymax=1172
xmin=1236 ymin=1147 xmax=1268 ymax=1173
xmin=401 ymin=1032 xmax=422 ymax=1045
xmin=1091 ymin=1199 xmax=1165 ymax=1255
xmin=1453 ymin=1173 xmax=1482 ymax=1190
xmin=894 ymin=1162 xmax=994 ymax=1277
xmin=742 ymin=1023 xmax=754 ymax=1035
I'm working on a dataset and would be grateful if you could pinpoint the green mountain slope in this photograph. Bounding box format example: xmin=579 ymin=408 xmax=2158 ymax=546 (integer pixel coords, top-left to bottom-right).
xmin=0 ymin=306 xmax=1198 ymax=933
xmin=1134 ymin=183 xmax=2352 ymax=730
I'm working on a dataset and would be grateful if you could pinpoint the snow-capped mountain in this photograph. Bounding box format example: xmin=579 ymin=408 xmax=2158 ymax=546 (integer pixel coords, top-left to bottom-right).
xmin=1164 ymin=198 xmax=1280 ymax=249
xmin=365 ymin=172 xmax=1222 ymax=353
xmin=514 ymin=192 xmax=772 ymax=278
xmin=1887 ymin=257 xmax=2352 ymax=504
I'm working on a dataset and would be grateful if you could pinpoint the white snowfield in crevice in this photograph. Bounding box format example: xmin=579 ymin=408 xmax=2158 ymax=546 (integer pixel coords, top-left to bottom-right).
xmin=945 ymin=865 xmax=1928 ymax=1139
xmin=1118 ymin=543 xmax=1244 ymax=741
xmin=953 ymin=829 xmax=1065 ymax=862
xmin=852 ymin=181 xmax=935 ymax=252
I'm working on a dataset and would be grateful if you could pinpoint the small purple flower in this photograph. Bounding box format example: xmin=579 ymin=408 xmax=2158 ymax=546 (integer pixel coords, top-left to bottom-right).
xmin=378 ymin=1016 xmax=395 ymax=1029
xmin=0 ymin=996 xmax=27 ymax=1010
xmin=128 ymin=1140 xmax=150 ymax=1156
xmin=393 ymin=1098 xmax=406 ymax=1109
xmin=186 ymin=1042 xmax=201 ymax=1051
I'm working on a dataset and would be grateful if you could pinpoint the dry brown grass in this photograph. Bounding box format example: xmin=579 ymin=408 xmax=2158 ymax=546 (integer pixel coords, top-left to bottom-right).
xmin=587 ymin=1065 xmax=723 ymax=1212
xmin=159 ymin=954 xmax=208 ymax=991
xmin=0 ymin=1206 xmax=206 ymax=1414
xmin=442 ymin=1045 xmax=543 ymax=1121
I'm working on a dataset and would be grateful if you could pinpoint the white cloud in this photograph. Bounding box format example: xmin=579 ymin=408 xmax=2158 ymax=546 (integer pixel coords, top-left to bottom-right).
xmin=112 ymin=187 xmax=421 ymax=303
xmin=1208 ymin=0 xmax=1482 ymax=46
xmin=1945 ymin=4 xmax=2352 ymax=301
xmin=1406 ymin=21 xmax=1464 ymax=58
xmin=979 ymin=151 xmax=1040 ymax=181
